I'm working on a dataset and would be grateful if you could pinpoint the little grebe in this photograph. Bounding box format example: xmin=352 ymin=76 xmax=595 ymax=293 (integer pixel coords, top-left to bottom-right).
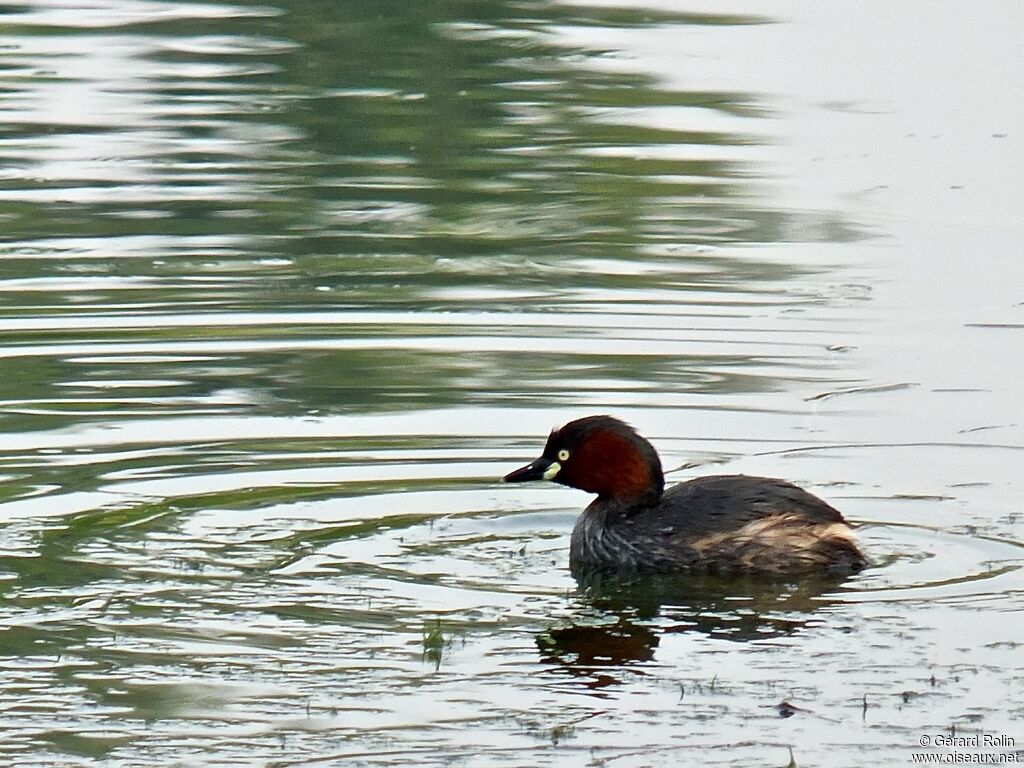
xmin=503 ymin=416 xmax=866 ymax=576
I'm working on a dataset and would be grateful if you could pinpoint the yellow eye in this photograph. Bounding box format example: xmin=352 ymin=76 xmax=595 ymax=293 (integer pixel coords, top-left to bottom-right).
xmin=557 ymin=449 xmax=570 ymax=462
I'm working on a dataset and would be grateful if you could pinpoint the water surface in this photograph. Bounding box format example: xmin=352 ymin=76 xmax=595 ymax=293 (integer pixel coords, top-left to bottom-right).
xmin=1 ymin=1 xmax=1023 ymax=766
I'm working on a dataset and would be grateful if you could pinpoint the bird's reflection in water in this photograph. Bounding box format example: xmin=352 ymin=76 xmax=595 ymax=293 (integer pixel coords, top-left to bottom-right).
xmin=537 ymin=565 xmax=855 ymax=687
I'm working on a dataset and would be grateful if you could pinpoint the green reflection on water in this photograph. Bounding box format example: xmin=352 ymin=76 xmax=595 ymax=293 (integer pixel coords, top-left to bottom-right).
xmin=0 ymin=0 xmax=842 ymax=426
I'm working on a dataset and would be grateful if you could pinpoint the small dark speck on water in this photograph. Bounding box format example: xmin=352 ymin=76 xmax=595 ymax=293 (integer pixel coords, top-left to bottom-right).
xmin=774 ymin=701 xmax=800 ymax=718
xmin=423 ymin=620 xmax=447 ymax=670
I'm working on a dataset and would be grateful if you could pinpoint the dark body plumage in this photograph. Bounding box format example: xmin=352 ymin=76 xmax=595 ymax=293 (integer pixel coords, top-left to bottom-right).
xmin=570 ymin=474 xmax=865 ymax=575
xmin=505 ymin=416 xmax=867 ymax=577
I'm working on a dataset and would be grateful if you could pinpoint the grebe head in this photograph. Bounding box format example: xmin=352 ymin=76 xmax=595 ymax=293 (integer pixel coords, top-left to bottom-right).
xmin=503 ymin=415 xmax=664 ymax=505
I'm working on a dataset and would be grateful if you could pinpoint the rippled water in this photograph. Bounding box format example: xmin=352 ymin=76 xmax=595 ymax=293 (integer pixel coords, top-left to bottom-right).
xmin=1 ymin=1 xmax=1023 ymax=766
